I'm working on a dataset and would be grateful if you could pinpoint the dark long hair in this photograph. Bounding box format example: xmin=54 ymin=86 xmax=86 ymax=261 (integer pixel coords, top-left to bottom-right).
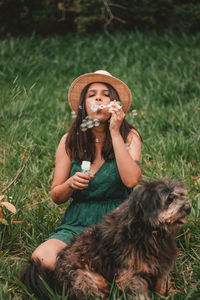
xmin=65 ymin=82 xmax=141 ymax=163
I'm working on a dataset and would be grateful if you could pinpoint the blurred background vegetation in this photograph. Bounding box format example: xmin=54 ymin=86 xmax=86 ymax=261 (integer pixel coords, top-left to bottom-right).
xmin=0 ymin=0 xmax=200 ymax=298
xmin=0 ymin=0 xmax=200 ymax=36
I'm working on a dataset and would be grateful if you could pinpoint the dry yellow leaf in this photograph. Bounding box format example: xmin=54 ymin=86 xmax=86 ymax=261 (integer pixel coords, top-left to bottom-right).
xmin=1 ymin=202 xmax=17 ymax=214
xmin=0 ymin=218 xmax=8 ymax=225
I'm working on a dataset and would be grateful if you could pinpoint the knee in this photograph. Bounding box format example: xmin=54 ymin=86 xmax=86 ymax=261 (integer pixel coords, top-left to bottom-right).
xmin=31 ymin=239 xmax=67 ymax=270
xmin=32 ymin=246 xmax=57 ymax=270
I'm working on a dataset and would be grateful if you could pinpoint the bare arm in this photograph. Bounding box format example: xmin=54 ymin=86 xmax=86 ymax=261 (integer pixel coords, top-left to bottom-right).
xmin=51 ymin=135 xmax=93 ymax=204
xmin=110 ymin=109 xmax=142 ymax=188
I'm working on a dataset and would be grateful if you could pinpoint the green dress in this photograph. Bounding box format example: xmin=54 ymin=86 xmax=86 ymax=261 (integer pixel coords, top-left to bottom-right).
xmin=47 ymin=158 xmax=132 ymax=243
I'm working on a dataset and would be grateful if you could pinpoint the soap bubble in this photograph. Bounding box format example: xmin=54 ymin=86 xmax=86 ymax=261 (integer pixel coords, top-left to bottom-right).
xmin=86 ymin=120 xmax=93 ymax=129
xmin=132 ymin=109 xmax=137 ymax=116
xmin=90 ymin=101 xmax=98 ymax=112
xmin=80 ymin=116 xmax=100 ymax=131
xmin=71 ymin=111 xmax=77 ymax=119
xmin=93 ymin=119 xmax=100 ymax=127
xmin=80 ymin=122 xmax=87 ymax=131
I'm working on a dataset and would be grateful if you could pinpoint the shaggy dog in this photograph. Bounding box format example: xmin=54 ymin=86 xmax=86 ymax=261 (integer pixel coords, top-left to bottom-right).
xmin=19 ymin=179 xmax=191 ymax=300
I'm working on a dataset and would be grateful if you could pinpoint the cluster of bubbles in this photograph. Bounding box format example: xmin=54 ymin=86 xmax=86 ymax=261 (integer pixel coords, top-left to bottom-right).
xmin=90 ymin=100 xmax=122 ymax=112
xmin=71 ymin=101 xmax=138 ymax=133
xmin=71 ymin=111 xmax=77 ymax=119
xmin=71 ymin=101 xmax=123 ymax=119
xmin=80 ymin=116 xmax=100 ymax=132
xmin=71 ymin=107 xmax=100 ymax=132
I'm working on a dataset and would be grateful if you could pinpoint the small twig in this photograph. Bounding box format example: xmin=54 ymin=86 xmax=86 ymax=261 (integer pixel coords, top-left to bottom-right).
xmin=1 ymin=144 xmax=37 ymax=194
xmin=113 ymin=16 xmax=126 ymax=24
xmin=103 ymin=0 xmax=126 ymax=27
xmin=57 ymin=10 xmax=66 ymax=22
xmin=109 ymin=3 xmax=126 ymax=9
xmin=103 ymin=0 xmax=113 ymax=20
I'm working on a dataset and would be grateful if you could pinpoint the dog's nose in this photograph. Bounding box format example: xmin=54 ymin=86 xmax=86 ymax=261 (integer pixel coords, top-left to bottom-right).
xmin=184 ymin=204 xmax=191 ymax=215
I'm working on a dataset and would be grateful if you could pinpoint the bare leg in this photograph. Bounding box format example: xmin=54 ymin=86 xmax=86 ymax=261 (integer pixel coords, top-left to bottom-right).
xmin=32 ymin=238 xmax=67 ymax=270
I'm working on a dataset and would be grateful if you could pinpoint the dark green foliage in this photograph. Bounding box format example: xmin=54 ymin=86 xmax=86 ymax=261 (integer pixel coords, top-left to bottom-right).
xmin=0 ymin=0 xmax=76 ymax=36
xmin=172 ymin=3 xmax=200 ymax=32
xmin=0 ymin=0 xmax=200 ymax=36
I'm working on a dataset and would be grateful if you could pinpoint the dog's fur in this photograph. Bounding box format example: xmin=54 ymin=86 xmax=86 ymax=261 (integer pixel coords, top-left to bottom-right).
xmin=19 ymin=179 xmax=191 ymax=299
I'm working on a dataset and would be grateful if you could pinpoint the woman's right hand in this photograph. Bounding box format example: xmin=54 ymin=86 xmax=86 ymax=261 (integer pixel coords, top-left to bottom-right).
xmin=68 ymin=172 xmax=94 ymax=190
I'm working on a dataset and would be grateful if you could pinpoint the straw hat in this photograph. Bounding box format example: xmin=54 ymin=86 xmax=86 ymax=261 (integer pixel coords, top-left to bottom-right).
xmin=68 ymin=70 xmax=132 ymax=113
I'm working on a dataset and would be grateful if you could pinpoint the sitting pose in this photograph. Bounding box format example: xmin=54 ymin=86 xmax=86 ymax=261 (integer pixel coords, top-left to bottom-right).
xmin=20 ymin=70 xmax=142 ymax=297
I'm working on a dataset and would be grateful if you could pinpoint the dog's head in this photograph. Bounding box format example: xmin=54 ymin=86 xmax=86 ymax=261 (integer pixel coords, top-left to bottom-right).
xmin=129 ymin=179 xmax=191 ymax=230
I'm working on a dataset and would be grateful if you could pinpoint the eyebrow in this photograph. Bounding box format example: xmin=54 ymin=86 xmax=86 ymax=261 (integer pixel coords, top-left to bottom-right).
xmin=88 ymin=89 xmax=109 ymax=93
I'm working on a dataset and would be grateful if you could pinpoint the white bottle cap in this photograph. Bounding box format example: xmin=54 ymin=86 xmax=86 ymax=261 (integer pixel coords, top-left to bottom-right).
xmin=81 ymin=161 xmax=91 ymax=173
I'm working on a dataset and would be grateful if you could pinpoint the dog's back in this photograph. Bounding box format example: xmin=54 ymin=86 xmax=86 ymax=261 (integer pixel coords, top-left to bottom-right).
xmin=19 ymin=179 xmax=190 ymax=300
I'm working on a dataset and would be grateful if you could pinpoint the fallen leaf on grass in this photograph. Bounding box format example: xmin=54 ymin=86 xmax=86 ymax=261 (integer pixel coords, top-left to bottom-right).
xmin=0 ymin=202 xmax=17 ymax=214
xmin=0 ymin=218 xmax=8 ymax=225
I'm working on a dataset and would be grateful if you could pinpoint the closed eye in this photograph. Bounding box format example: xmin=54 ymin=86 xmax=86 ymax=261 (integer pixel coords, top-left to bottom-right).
xmin=88 ymin=93 xmax=109 ymax=97
xmin=104 ymin=92 xmax=110 ymax=97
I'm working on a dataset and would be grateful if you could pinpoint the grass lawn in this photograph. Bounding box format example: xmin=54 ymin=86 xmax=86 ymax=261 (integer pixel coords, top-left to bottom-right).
xmin=0 ymin=29 xmax=200 ymax=299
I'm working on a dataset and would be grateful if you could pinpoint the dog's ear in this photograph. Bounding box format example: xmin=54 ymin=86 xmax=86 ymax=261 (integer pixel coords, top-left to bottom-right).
xmin=140 ymin=181 xmax=178 ymax=218
xmin=129 ymin=181 xmax=173 ymax=219
xmin=129 ymin=184 xmax=162 ymax=219
xmin=139 ymin=188 xmax=161 ymax=218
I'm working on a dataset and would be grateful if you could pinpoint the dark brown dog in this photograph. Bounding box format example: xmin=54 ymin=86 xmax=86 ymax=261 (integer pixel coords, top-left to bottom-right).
xmin=20 ymin=179 xmax=191 ymax=300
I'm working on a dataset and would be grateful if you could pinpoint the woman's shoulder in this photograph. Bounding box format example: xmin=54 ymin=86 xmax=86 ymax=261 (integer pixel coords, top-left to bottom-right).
xmin=127 ymin=128 xmax=141 ymax=143
xmin=61 ymin=133 xmax=68 ymax=142
xmin=56 ymin=133 xmax=69 ymax=157
xmin=57 ymin=133 xmax=68 ymax=148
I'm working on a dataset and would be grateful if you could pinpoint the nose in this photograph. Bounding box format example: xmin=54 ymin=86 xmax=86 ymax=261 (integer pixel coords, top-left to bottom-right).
xmin=96 ymin=96 xmax=102 ymax=102
xmin=184 ymin=203 xmax=191 ymax=215
xmin=95 ymin=91 xmax=102 ymax=102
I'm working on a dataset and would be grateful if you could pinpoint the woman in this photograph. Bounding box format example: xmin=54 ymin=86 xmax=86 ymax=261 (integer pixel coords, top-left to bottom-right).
xmin=32 ymin=70 xmax=142 ymax=272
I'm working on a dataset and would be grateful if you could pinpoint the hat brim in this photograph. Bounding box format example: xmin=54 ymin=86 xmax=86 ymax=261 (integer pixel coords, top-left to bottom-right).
xmin=68 ymin=73 xmax=132 ymax=113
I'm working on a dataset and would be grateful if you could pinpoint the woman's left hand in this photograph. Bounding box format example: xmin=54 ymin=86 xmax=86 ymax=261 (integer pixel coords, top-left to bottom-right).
xmin=109 ymin=103 xmax=125 ymax=133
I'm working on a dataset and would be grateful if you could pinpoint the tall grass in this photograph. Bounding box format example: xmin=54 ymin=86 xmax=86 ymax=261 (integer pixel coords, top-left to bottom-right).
xmin=0 ymin=30 xmax=199 ymax=299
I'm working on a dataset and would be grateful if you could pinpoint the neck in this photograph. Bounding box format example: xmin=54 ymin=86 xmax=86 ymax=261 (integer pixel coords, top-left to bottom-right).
xmin=92 ymin=123 xmax=106 ymax=143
